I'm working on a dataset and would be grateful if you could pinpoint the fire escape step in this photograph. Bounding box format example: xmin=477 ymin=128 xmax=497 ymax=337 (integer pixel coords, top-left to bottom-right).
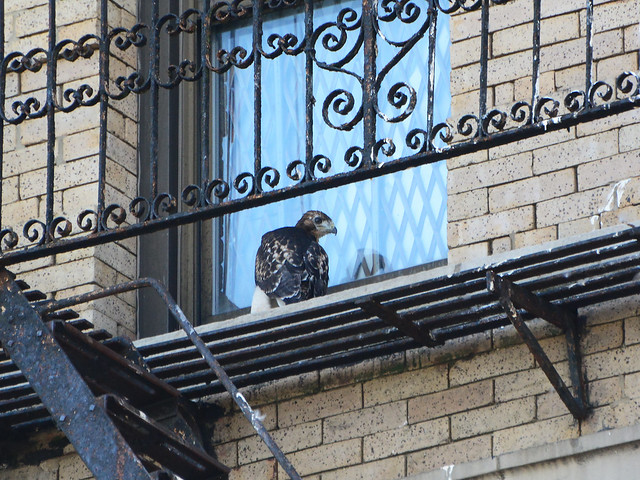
xmin=47 ymin=320 xmax=181 ymax=407
xmin=100 ymin=394 xmax=229 ymax=480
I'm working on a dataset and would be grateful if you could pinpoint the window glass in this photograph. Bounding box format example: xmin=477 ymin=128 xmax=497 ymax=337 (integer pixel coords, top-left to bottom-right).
xmin=211 ymin=0 xmax=450 ymax=313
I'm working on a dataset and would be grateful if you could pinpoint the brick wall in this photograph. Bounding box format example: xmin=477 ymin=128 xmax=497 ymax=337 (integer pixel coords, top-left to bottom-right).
xmin=2 ymin=0 xmax=138 ymax=338
xmin=448 ymin=0 xmax=640 ymax=263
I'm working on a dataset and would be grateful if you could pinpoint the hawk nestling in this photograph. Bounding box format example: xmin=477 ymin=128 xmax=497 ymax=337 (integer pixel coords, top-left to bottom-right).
xmin=251 ymin=211 xmax=337 ymax=313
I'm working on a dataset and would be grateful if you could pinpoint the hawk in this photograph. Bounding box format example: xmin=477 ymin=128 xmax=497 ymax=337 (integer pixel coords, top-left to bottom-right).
xmin=251 ymin=211 xmax=337 ymax=313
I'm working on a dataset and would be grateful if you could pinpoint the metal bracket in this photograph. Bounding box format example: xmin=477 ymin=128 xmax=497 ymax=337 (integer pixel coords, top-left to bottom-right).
xmin=355 ymin=297 xmax=442 ymax=347
xmin=486 ymin=270 xmax=588 ymax=419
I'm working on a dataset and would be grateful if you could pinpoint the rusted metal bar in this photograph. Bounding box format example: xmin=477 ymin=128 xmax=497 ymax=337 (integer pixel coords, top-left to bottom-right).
xmin=355 ymin=297 xmax=440 ymax=347
xmin=487 ymin=270 xmax=588 ymax=419
xmin=531 ymin=0 xmax=540 ymax=117
xmin=485 ymin=271 xmax=575 ymax=330
xmin=585 ymin=0 xmax=594 ymax=99
xmin=97 ymin=0 xmax=108 ymax=227
xmin=36 ymin=277 xmax=303 ymax=480
xmin=478 ymin=0 xmax=489 ymax=128
xmin=253 ymin=0 xmax=263 ymax=190
xmin=0 ymin=269 xmax=154 ymax=479
xmin=362 ymin=0 xmax=376 ymax=165
xmin=45 ymin=0 xmax=56 ymax=238
xmin=426 ymin=0 xmax=438 ymax=148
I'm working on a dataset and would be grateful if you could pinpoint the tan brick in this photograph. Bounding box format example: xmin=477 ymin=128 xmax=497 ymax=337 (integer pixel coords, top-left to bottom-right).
xmin=278 ymin=439 xmax=361 ymax=477
xmin=513 ymin=225 xmax=557 ymax=249
xmin=4 ymin=0 xmax=47 ymax=13
xmin=62 ymin=129 xmax=100 ymax=163
xmin=451 ymin=88 xmax=494 ymax=119
xmin=494 ymin=82 xmax=514 ymax=106
xmin=489 ymin=168 xmax=576 ymax=212
xmin=624 ymin=371 xmax=640 ymax=399
xmin=493 ymin=13 xmax=580 ymax=58
xmin=406 ymin=435 xmax=492 ymax=476
xmin=214 ymin=442 xmax=238 ymax=468
xmin=107 ymin=132 xmax=137 ymax=174
xmin=620 ymin=124 xmax=640 ymax=153
xmin=450 ymin=343 xmax=534 ymax=386
xmin=2 ymin=176 xmax=20 ymax=206
xmin=488 ymin=51 xmax=532 ymax=86
xmin=617 ymin=176 xmax=640 ymax=208
xmin=625 ymin=317 xmax=640 ymax=345
xmin=449 ymin=205 xmax=535 ymax=246
xmin=597 ymin=53 xmax=639 ymax=84
xmin=324 ymin=401 xmax=406 ymax=444
xmin=491 ymin=235 xmax=511 ymax=255
xmin=583 ymin=321 xmax=624 ymax=355
xmin=557 ymin=216 xmax=600 ymax=238
xmin=624 ymin=24 xmax=640 ymax=52
xmin=451 ymin=62 xmax=481 ymax=97
xmin=493 ymin=414 xmax=579 ymax=456
xmin=2 ymin=197 xmax=39 ymax=231
xmin=584 ymin=344 xmax=640 ymax=380
xmin=449 ymin=188 xmax=488 ymax=221
xmin=576 ymin=108 xmax=640 ymax=137
xmin=451 ymin=397 xmax=536 ymax=439
xmin=229 ymin=459 xmax=277 ymax=480
xmin=578 ymin=151 xmax=640 ymax=192
xmin=3 ymin=142 xmax=48 ymax=177
xmin=0 ymin=464 xmax=57 ymax=480
xmin=278 ymin=384 xmax=361 ymax=428
xmin=489 ymin=129 xmax=575 ymax=163
xmin=541 ymin=0 xmax=584 ymax=17
xmin=495 ymin=364 xmax=570 ymax=403
xmin=554 ymin=64 xmax=586 ymax=90
xmin=533 ymin=130 xmax=618 ymax=174
xmin=582 ymin=398 xmax=640 ymax=436
xmin=601 ymin=204 xmax=640 ymax=226
xmin=408 ymin=379 xmax=493 ymax=423
xmin=448 ymin=241 xmax=490 ymax=264
xmin=363 ymin=416 xmax=449 ymax=461
xmin=513 ymin=71 xmax=555 ymax=102
xmin=213 ymin=405 xmax=277 ymax=443
xmin=363 ymin=364 xmax=447 ymax=407
xmin=20 ymin=156 xmax=99 ymax=199
xmin=58 ymin=454 xmax=92 ymax=480
xmin=451 ymin=36 xmax=482 ymax=69
xmin=238 ymin=421 xmax=321 ymax=464
xmin=536 ymin=186 xmax=611 ymax=228
xmin=450 ymin=9 xmax=481 ymax=42
xmin=590 ymin=376 xmax=624 ymax=407
xmin=488 ymin=0 xmax=533 ymax=32
xmin=451 ymin=152 xmax=531 ymax=194
xmin=587 ymin=0 xmax=640 ymax=35
xmin=322 ymin=456 xmax=405 ymax=480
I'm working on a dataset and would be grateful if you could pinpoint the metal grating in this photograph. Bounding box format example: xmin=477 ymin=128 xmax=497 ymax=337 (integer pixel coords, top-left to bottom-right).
xmin=2 ymin=224 xmax=639 ymax=433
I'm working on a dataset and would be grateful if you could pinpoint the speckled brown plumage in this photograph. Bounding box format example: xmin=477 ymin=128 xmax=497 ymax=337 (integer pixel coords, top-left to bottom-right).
xmin=254 ymin=211 xmax=337 ymax=307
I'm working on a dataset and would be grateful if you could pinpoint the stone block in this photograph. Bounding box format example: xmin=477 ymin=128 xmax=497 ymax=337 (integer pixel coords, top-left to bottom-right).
xmin=489 ymin=127 xmax=574 ymax=160
xmin=321 ymin=457 xmax=405 ymax=480
xmin=494 ymin=365 xmax=569 ymax=403
xmin=583 ymin=343 xmax=640 ymax=381
xmin=489 ymin=168 xmax=576 ymax=213
xmin=277 ymin=439 xmax=361 ymax=477
xmin=449 ymin=188 xmax=488 ymax=221
xmin=450 ymin=343 xmax=534 ymax=386
xmin=578 ymin=151 xmax=640 ymax=192
xmin=448 ymin=241 xmax=490 ymax=264
xmin=513 ymin=225 xmax=557 ymax=248
xmin=57 ymin=454 xmax=92 ymax=480
xmin=625 ymin=317 xmax=640 ymax=345
xmin=323 ymin=401 xmax=407 ymax=444
xmin=238 ymin=421 xmax=322 ymax=464
xmin=557 ymin=216 xmax=600 ymax=238
xmin=576 ymin=107 xmax=640 ymax=137
xmin=229 ymin=459 xmax=277 ymax=480
xmin=408 ymin=379 xmax=493 ymax=423
xmin=62 ymin=129 xmax=100 ymax=163
xmin=406 ymin=435 xmax=492 ymax=476
xmin=278 ymin=384 xmax=362 ymax=428
xmin=449 ymin=205 xmax=535 ymax=246
xmin=363 ymin=416 xmax=449 ymax=461
xmin=213 ymin=404 xmax=277 ymax=443
xmin=451 ymin=397 xmax=536 ymax=439
xmin=491 ymin=235 xmax=511 ymax=255
xmin=536 ymin=186 xmax=611 ymax=228
xmin=596 ymin=53 xmax=639 ymax=84
xmin=533 ymin=129 xmax=618 ymax=175
xmin=589 ymin=376 xmax=623 ymax=407
xmin=363 ymin=364 xmax=447 ymax=407
xmin=449 ymin=151 xmax=533 ymax=194
xmin=493 ymin=414 xmax=579 ymax=456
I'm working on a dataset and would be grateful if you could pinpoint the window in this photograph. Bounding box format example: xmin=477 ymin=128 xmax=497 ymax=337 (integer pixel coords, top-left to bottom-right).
xmin=209 ymin=0 xmax=451 ymax=315
xmin=139 ymin=0 xmax=451 ymax=334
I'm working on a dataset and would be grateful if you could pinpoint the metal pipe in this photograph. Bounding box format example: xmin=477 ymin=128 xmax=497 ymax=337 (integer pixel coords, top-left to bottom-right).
xmin=45 ymin=0 xmax=57 ymax=238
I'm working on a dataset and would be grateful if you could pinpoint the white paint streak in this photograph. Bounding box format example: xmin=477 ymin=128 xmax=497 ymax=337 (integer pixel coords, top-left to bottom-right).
xmin=442 ymin=464 xmax=455 ymax=480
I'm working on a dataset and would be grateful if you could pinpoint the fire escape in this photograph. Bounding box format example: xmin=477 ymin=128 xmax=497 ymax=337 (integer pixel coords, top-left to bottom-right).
xmin=0 ymin=0 xmax=639 ymax=479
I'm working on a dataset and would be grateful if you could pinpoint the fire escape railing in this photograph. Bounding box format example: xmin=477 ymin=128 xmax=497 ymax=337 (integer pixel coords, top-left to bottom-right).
xmin=0 ymin=0 xmax=638 ymax=265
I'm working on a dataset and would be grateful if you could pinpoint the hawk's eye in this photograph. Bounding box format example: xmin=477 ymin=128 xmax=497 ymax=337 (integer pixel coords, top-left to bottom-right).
xmin=313 ymin=216 xmax=322 ymax=225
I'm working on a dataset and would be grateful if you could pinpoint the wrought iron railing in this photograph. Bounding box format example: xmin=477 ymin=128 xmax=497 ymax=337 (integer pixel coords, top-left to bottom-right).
xmin=0 ymin=0 xmax=639 ymax=266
